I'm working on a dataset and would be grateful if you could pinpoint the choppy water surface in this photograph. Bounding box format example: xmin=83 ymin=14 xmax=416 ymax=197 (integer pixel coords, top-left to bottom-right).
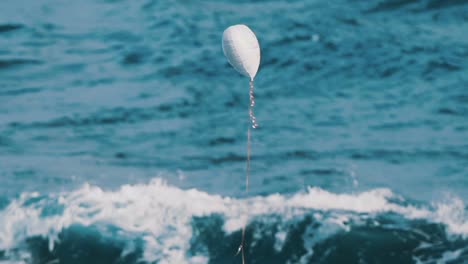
xmin=1 ymin=0 xmax=467 ymax=263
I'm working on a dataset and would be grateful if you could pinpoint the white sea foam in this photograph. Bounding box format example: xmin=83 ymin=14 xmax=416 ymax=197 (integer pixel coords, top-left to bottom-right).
xmin=0 ymin=178 xmax=467 ymax=263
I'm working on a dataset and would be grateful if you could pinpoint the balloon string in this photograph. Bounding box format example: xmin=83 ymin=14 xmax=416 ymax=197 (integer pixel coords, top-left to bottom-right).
xmin=249 ymin=80 xmax=258 ymax=129
xmin=237 ymin=80 xmax=257 ymax=263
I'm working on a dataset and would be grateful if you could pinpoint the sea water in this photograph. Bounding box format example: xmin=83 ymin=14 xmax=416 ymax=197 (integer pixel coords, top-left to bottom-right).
xmin=0 ymin=0 xmax=467 ymax=263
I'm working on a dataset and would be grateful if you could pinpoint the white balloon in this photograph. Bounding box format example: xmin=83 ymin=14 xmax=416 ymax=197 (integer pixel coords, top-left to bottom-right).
xmin=222 ymin=24 xmax=261 ymax=80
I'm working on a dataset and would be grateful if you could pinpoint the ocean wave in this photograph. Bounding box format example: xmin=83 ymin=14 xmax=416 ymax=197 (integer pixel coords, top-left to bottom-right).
xmin=0 ymin=23 xmax=23 ymax=34
xmin=0 ymin=179 xmax=467 ymax=263
xmin=0 ymin=59 xmax=42 ymax=70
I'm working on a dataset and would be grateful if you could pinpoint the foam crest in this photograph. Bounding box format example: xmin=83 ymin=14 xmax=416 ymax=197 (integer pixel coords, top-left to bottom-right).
xmin=0 ymin=178 xmax=467 ymax=263
xmin=433 ymin=197 xmax=468 ymax=237
xmin=0 ymin=179 xmax=231 ymax=263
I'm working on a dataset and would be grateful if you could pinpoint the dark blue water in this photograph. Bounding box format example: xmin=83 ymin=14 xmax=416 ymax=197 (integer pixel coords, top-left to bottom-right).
xmin=1 ymin=0 xmax=468 ymax=263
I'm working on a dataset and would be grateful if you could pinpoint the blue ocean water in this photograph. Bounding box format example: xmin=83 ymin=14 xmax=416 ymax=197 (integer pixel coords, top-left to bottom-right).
xmin=1 ymin=0 xmax=468 ymax=263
